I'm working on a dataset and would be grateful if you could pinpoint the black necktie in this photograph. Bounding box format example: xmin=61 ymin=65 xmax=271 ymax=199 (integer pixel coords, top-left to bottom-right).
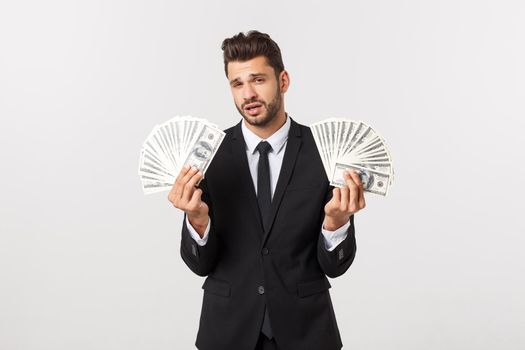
xmin=255 ymin=141 xmax=274 ymax=339
xmin=256 ymin=141 xmax=272 ymax=230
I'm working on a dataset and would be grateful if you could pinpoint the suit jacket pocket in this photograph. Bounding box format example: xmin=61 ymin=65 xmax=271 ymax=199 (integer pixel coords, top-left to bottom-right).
xmin=202 ymin=277 xmax=231 ymax=297
xmin=297 ymin=277 xmax=332 ymax=298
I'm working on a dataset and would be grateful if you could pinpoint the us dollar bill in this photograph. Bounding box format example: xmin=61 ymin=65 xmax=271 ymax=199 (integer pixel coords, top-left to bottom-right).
xmin=330 ymin=162 xmax=390 ymax=196
xmin=183 ymin=124 xmax=225 ymax=174
xmin=141 ymin=179 xmax=173 ymax=194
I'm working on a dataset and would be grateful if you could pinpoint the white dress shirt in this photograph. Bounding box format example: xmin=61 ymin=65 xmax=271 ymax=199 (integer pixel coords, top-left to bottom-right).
xmin=186 ymin=115 xmax=349 ymax=251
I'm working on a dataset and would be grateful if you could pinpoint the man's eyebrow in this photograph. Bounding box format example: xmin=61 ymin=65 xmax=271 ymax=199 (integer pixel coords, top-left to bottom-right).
xmin=250 ymin=73 xmax=268 ymax=79
xmin=229 ymin=73 xmax=268 ymax=85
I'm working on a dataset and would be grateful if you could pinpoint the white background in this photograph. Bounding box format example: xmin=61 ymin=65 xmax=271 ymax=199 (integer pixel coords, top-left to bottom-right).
xmin=1 ymin=0 xmax=524 ymax=349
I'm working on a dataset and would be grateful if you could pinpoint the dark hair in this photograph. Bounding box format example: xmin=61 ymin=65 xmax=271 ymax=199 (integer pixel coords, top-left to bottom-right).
xmin=221 ymin=30 xmax=285 ymax=78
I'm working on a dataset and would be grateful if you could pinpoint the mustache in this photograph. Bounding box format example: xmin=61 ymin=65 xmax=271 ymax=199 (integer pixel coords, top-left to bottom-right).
xmin=241 ymin=99 xmax=266 ymax=109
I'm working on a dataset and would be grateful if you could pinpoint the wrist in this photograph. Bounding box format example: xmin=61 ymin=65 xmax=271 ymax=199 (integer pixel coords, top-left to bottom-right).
xmin=188 ymin=213 xmax=209 ymax=237
xmin=323 ymin=215 xmax=347 ymax=231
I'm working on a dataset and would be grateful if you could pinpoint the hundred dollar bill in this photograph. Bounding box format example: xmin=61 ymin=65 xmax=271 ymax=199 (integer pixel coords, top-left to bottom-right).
xmin=139 ymin=156 xmax=176 ymax=182
xmin=352 ymin=124 xmax=377 ymax=153
xmin=183 ymin=124 xmax=225 ymax=174
xmin=351 ymin=162 xmax=394 ymax=185
xmin=310 ymin=123 xmax=331 ymax=178
xmin=141 ymin=179 xmax=173 ymax=194
xmin=330 ymin=162 xmax=390 ymax=196
xmin=353 ymin=137 xmax=384 ymax=155
xmin=341 ymin=121 xmax=365 ymax=158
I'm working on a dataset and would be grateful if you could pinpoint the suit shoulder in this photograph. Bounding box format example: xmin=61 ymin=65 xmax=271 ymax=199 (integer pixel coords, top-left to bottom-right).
xmin=299 ymin=124 xmax=313 ymax=137
xmin=290 ymin=119 xmax=315 ymax=143
xmin=223 ymin=124 xmax=236 ymax=135
xmin=210 ymin=122 xmax=239 ymax=158
xmin=221 ymin=124 xmax=238 ymax=142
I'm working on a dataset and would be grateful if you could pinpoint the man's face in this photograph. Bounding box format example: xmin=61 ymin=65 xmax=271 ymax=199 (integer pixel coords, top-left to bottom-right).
xmin=227 ymin=56 xmax=288 ymax=127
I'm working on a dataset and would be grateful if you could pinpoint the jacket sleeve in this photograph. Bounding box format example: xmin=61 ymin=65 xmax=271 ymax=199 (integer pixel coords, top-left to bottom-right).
xmin=317 ymin=214 xmax=356 ymax=278
xmin=317 ymin=185 xmax=357 ymax=278
xmin=179 ymin=179 xmax=219 ymax=277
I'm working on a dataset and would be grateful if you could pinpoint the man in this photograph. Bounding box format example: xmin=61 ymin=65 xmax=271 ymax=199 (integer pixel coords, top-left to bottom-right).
xmin=168 ymin=30 xmax=365 ymax=350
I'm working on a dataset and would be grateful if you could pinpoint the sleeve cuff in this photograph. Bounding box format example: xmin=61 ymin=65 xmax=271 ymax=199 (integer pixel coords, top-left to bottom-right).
xmin=185 ymin=216 xmax=211 ymax=246
xmin=321 ymin=220 xmax=350 ymax=251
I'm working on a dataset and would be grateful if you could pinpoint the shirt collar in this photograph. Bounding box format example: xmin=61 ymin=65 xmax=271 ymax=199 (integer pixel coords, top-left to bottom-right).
xmin=242 ymin=114 xmax=291 ymax=155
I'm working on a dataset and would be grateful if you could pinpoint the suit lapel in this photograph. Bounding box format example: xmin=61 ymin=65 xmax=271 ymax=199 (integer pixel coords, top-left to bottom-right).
xmin=262 ymin=119 xmax=302 ymax=246
xmin=231 ymin=122 xmax=265 ymax=240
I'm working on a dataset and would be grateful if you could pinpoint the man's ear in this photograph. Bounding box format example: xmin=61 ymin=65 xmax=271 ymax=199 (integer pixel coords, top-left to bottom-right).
xmin=279 ymin=70 xmax=290 ymax=93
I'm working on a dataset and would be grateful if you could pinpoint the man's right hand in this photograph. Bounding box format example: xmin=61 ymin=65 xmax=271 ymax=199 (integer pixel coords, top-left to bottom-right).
xmin=168 ymin=165 xmax=209 ymax=237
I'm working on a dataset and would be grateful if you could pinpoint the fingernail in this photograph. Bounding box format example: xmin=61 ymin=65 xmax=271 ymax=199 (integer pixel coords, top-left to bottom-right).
xmin=184 ymin=164 xmax=190 ymax=169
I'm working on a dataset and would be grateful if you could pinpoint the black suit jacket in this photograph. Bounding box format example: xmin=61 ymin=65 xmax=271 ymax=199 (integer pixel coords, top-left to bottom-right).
xmin=180 ymin=118 xmax=357 ymax=350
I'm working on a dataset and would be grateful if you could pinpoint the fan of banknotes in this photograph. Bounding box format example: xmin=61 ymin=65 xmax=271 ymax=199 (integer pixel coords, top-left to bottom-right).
xmin=138 ymin=116 xmax=225 ymax=194
xmin=310 ymin=118 xmax=394 ymax=196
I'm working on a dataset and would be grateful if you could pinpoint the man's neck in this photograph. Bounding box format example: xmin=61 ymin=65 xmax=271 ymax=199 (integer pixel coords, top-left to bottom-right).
xmin=244 ymin=110 xmax=287 ymax=140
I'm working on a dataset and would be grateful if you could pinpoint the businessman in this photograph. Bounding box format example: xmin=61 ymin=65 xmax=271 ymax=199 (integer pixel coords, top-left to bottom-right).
xmin=168 ymin=30 xmax=366 ymax=350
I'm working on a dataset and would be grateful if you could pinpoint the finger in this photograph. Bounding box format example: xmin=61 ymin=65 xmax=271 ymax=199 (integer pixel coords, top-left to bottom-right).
xmin=343 ymin=170 xmax=357 ymax=190
xmin=178 ymin=166 xmax=200 ymax=200
xmin=174 ymin=164 xmax=191 ymax=187
xmin=180 ymin=165 xmax=199 ymax=186
xmin=339 ymin=186 xmax=349 ymax=212
xmin=344 ymin=171 xmax=359 ymax=213
xmin=348 ymin=170 xmax=363 ymax=189
xmin=188 ymin=171 xmax=203 ymax=188
xmin=348 ymin=170 xmax=366 ymax=210
xmin=186 ymin=171 xmax=204 ymax=197
xmin=188 ymin=188 xmax=204 ymax=212
xmin=181 ymin=171 xmax=202 ymax=203
xmin=358 ymin=186 xmax=366 ymax=210
xmin=169 ymin=165 xmax=192 ymax=203
xmin=328 ymin=187 xmax=341 ymax=212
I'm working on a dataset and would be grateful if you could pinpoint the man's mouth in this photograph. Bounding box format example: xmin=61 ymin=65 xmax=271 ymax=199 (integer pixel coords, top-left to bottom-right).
xmin=244 ymin=102 xmax=264 ymax=116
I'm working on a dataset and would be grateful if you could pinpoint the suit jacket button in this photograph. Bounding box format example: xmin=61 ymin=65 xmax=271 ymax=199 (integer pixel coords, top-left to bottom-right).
xmin=258 ymin=286 xmax=265 ymax=295
xmin=262 ymin=248 xmax=269 ymax=255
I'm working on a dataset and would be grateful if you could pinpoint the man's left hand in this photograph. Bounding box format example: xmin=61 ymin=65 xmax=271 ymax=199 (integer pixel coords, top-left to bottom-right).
xmin=323 ymin=170 xmax=366 ymax=231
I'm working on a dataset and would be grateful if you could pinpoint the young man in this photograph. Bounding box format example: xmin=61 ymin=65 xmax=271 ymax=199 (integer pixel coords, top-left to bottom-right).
xmin=168 ymin=30 xmax=366 ymax=350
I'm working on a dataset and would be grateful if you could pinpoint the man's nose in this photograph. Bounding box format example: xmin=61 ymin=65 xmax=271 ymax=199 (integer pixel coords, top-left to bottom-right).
xmin=242 ymin=83 xmax=257 ymax=101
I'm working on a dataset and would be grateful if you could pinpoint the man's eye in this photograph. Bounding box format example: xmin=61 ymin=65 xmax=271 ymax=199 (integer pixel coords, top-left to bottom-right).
xmin=255 ymin=78 xmax=264 ymax=83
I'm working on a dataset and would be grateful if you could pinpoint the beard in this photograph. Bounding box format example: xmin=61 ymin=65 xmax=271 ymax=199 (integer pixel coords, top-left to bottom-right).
xmin=235 ymin=86 xmax=282 ymax=127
